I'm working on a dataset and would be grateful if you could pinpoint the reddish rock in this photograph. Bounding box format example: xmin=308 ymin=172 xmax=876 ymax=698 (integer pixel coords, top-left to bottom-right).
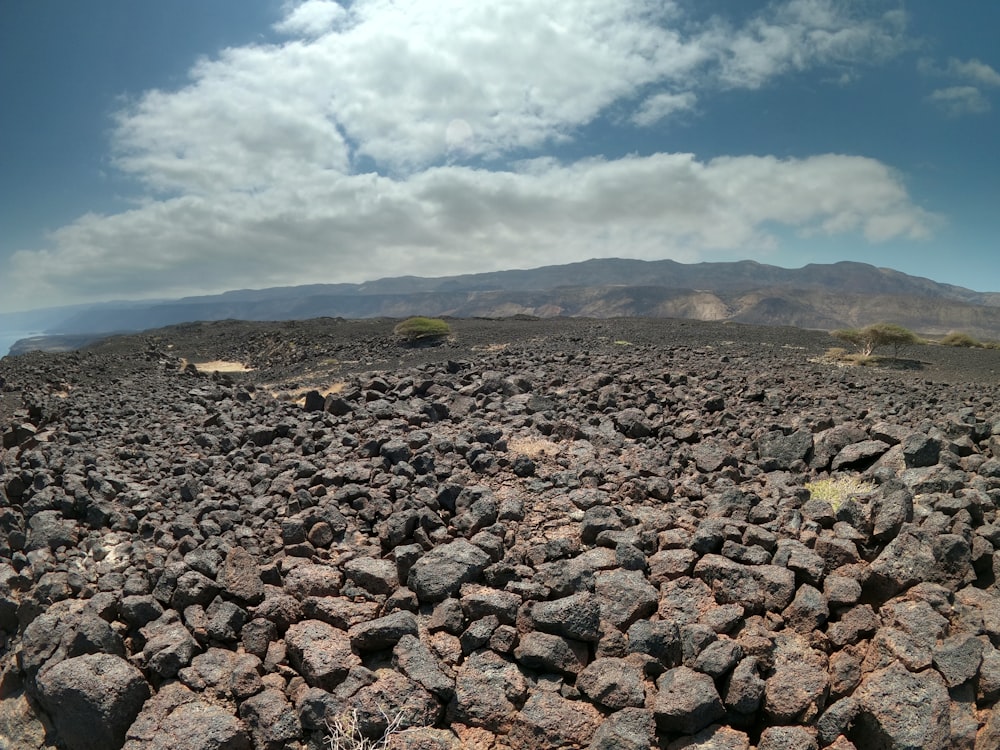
xmin=284 ymin=619 xmax=360 ymax=690
xmin=508 ymin=692 xmax=602 ymax=750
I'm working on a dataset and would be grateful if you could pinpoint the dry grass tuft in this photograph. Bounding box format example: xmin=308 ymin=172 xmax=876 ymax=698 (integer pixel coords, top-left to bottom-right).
xmin=507 ymin=437 xmax=561 ymax=459
xmin=326 ymin=707 xmax=405 ymax=750
xmin=812 ymin=348 xmax=881 ymax=368
xmin=805 ymin=475 xmax=877 ymax=510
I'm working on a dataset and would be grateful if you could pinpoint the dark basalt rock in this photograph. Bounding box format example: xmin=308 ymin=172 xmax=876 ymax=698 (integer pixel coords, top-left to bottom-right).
xmin=3 ymin=316 xmax=1000 ymax=750
xmin=36 ymin=653 xmax=150 ymax=750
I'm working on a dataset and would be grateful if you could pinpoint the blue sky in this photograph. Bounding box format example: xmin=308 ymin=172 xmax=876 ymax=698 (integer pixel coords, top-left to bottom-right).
xmin=1 ymin=0 xmax=998 ymax=313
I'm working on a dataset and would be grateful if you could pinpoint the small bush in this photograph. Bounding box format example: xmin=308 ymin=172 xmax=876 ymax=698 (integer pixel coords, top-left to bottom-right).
xmin=393 ymin=317 xmax=451 ymax=343
xmin=842 ymin=353 xmax=879 ymax=366
xmin=820 ymin=347 xmax=879 ymax=367
xmin=938 ymin=331 xmax=981 ymax=348
xmin=824 ymin=347 xmax=848 ymax=359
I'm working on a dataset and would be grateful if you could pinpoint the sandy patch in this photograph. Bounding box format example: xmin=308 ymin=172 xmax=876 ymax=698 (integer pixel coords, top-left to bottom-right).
xmin=190 ymin=360 xmax=254 ymax=373
xmin=269 ymin=381 xmax=347 ymax=405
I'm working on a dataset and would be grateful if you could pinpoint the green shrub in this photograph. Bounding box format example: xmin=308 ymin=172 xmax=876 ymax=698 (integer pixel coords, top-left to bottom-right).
xmin=393 ymin=317 xmax=451 ymax=343
xmin=938 ymin=331 xmax=981 ymax=348
xmin=831 ymin=323 xmax=919 ymax=357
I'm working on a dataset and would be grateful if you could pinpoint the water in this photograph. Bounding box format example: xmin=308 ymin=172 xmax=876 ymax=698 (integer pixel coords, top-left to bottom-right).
xmin=0 ymin=331 xmax=38 ymax=358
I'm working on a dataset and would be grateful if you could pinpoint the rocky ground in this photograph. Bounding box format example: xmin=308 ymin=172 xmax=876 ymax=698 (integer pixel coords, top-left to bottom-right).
xmin=2 ymin=316 xmax=1000 ymax=750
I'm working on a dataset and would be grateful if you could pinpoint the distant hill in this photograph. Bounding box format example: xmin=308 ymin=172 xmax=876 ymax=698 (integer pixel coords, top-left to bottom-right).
xmin=7 ymin=258 xmax=1000 ymax=354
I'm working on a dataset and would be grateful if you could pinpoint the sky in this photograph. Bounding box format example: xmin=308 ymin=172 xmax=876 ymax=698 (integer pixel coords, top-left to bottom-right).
xmin=1 ymin=0 xmax=998 ymax=314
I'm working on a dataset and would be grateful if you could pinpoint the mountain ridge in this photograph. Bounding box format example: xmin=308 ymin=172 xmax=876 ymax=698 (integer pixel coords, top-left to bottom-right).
xmin=6 ymin=258 xmax=1000 ymax=351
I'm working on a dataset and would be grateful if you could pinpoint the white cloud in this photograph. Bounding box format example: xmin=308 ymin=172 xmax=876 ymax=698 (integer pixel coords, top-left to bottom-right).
xmin=927 ymin=86 xmax=991 ymax=116
xmin=0 ymin=0 xmax=928 ymax=312
xmin=3 ymin=153 xmax=933 ymax=311
xmin=110 ymin=0 xmax=910 ymax=184
xmin=919 ymin=56 xmax=999 ymax=116
xmin=116 ymin=0 xmax=702 ymax=180
xmin=948 ymin=57 xmax=1000 ymax=87
xmin=632 ymin=92 xmax=697 ymax=126
xmin=113 ymin=43 xmax=352 ymax=194
xmin=274 ymin=0 xmax=346 ymax=37
xmin=710 ymin=0 xmax=909 ymax=89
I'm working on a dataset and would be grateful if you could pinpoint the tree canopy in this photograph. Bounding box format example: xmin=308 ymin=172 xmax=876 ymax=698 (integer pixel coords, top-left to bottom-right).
xmin=831 ymin=323 xmax=919 ymax=357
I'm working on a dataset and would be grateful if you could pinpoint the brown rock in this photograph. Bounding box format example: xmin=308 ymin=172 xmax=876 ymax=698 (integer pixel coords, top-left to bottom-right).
xmin=854 ymin=662 xmax=950 ymax=750
xmin=763 ymin=636 xmax=829 ymax=724
xmin=514 ymin=631 xmax=589 ymax=676
xmin=666 ymin=724 xmax=750 ymax=749
xmin=508 ymin=692 xmax=602 ymax=749
xmin=284 ymin=619 xmax=361 ymax=690
xmin=588 ymin=708 xmax=657 ymax=750
xmin=345 ymin=670 xmax=441 ymax=737
xmin=653 ymin=666 xmax=725 ymax=735
xmin=238 ymin=687 xmax=302 ymax=750
xmin=575 ymin=657 xmax=646 ymax=709
xmin=448 ymin=650 xmax=527 ymax=732
xmin=218 ymin=546 xmax=265 ymax=605
xmin=283 ymin=563 xmax=342 ymax=598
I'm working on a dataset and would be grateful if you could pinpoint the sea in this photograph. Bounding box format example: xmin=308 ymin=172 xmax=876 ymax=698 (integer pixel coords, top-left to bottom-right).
xmin=0 ymin=331 xmax=38 ymax=358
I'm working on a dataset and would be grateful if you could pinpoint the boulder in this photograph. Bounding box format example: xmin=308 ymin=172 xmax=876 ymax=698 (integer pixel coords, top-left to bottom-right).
xmin=587 ymin=708 xmax=657 ymax=750
xmin=284 ymin=619 xmax=361 ymax=690
xmin=514 ymin=631 xmax=589 ymax=676
xmin=853 ymin=662 xmax=950 ymax=750
xmin=529 ymin=592 xmax=602 ymax=642
xmin=348 ymin=610 xmax=418 ymax=652
xmin=763 ymin=636 xmax=829 ymax=724
xmin=508 ymin=692 xmax=602 ymax=749
xmin=576 ymin=657 xmax=646 ymax=709
xmin=36 ymin=653 xmax=150 ymax=750
xmin=140 ymin=611 xmax=200 ymax=679
xmin=408 ymin=540 xmax=491 ymax=602
xmin=653 ymin=666 xmax=725 ymax=735
xmin=123 ymin=682 xmax=250 ymax=750
xmin=393 ymin=634 xmax=455 ymax=698
xmin=449 ymin=650 xmax=528 ymax=732
xmin=594 ymin=569 xmax=658 ymax=630
xmin=756 ymin=429 xmax=812 ymax=470
xmin=217 ymin=546 xmax=265 ymax=605
xmin=238 ymin=687 xmax=302 ymax=750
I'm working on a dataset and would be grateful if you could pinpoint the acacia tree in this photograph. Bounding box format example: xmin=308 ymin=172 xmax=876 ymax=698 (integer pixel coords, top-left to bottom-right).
xmin=831 ymin=323 xmax=919 ymax=358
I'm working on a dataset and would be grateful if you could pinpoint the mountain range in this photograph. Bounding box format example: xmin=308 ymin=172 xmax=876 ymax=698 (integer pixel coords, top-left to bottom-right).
xmin=6 ymin=258 xmax=1000 ymax=353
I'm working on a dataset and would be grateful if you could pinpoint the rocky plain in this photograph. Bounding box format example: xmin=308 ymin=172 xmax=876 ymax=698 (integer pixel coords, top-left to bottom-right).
xmin=3 ymin=316 xmax=1000 ymax=750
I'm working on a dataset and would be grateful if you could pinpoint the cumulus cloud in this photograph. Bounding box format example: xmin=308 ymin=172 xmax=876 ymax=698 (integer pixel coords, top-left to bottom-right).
xmin=919 ymin=56 xmax=999 ymax=116
xmin=0 ymin=0 xmax=929 ymax=311
xmin=4 ymin=153 xmax=934 ymax=310
xmin=632 ymin=92 xmax=698 ymax=126
xmin=710 ymin=0 xmax=909 ymax=89
xmin=927 ymin=86 xmax=991 ymax=116
xmin=273 ymin=0 xmax=346 ymax=37
xmin=947 ymin=57 xmax=1000 ymax=87
xmin=110 ymin=0 xmax=910 ymax=182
